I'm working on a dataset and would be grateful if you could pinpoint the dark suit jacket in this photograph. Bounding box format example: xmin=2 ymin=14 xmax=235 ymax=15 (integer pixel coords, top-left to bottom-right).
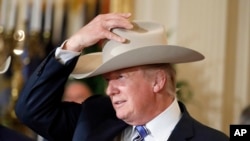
xmin=0 ymin=125 xmax=34 ymax=141
xmin=15 ymin=50 xmax=229 ymax=141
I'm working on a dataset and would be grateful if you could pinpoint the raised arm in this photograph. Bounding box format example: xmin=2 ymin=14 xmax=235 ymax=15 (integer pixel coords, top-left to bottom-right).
xmin=15 ymin=13 xmax=133 ymax=141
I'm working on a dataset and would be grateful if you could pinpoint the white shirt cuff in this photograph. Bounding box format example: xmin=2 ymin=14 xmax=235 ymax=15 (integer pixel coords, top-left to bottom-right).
xmin=55 ymin=41 xmax=81 ymax=64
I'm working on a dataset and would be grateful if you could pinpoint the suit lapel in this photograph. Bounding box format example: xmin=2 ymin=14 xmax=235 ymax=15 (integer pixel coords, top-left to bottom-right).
xmin=167 ymin=102 xmax=194 ymax=141
xmin=88 ymin=119 xmax=127 ymax=141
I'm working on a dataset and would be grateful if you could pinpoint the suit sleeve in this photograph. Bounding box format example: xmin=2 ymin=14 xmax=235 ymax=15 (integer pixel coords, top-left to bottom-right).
xmin=15 ymin=50 xmax=81 ymax=141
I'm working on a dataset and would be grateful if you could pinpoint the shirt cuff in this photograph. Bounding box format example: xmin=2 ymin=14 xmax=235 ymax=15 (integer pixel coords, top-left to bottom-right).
xmin=55 ymin=40 xmax=81 ymax=64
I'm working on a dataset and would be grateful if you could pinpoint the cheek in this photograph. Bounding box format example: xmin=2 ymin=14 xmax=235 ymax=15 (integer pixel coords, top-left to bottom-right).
xmin=123 ymin=77 xmax=153 ymax=104
xmin=128 ymin=84 xmax=153 ymax=105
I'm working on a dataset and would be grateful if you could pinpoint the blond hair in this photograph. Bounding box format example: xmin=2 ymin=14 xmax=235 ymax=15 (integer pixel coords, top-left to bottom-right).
xmin=141 ymin=63 xmax=176 ymax=97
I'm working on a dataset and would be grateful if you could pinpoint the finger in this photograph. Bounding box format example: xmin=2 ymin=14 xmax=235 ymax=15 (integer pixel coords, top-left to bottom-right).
xmin=104 ymin=13 xmax=132 ymax=19
xmin=118 ymin=13 xmax=132 ymax=18
xmin=101 ymin=13 xmax=133 ymax=29
xmin=105 ymin=19 xmax=133 ymax=30
xmin=105 ymin=31 xmax=126 ymax=43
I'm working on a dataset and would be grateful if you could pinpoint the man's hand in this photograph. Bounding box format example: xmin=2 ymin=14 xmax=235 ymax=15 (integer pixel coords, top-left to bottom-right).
xmin=64 ymin=13 xmax=133 ymax=52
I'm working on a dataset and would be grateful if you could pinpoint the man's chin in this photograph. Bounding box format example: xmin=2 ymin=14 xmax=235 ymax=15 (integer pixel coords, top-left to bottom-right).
xmin=116 ymin=112 xmax=128 ymax=121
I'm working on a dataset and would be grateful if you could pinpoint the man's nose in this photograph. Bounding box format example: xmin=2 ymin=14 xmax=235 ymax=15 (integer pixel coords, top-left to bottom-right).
xmin=106 ymin=81 xmax=119 ymax=96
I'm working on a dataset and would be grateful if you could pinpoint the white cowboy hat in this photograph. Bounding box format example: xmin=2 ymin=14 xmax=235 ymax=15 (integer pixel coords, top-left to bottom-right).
xmin=70 ymin=21 xmax=204 ymax=79
xmin=0 ymin=56 xmax=11 ymax=74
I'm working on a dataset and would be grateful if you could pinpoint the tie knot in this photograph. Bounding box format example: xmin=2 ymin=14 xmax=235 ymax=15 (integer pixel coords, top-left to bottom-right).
xmin=135 ymin=125 xmax=149 ymax=139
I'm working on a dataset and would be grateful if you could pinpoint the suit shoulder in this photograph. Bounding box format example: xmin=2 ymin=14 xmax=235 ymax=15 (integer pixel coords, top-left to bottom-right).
xmin=191 ymin=119 xmax=229 ymax=141
xmin=81 ymin=95 xmax=116 ymax=117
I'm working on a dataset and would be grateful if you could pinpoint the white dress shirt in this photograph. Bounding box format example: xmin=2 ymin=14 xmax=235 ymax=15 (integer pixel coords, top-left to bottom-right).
xmin=55 ymin=44 xmax=81 ymax=64
xmin=121 ymin=98 xmax=182 ymax=141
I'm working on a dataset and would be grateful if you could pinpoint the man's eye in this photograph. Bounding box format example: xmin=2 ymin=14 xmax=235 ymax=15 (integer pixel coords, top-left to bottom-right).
xmin=104 ymin=78 xmax=110 ymax=82
xmin=118 ymin=75 xmax=124 ymax=79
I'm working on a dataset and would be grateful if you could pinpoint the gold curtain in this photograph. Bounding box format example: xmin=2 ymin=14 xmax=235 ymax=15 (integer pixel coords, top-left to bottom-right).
xmin=110 ymin=0 xmax=134 ymax=19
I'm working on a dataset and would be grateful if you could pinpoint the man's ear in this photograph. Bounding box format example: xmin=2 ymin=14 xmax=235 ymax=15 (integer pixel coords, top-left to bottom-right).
xmin=153 ymin=70 xmax=166 ymax=93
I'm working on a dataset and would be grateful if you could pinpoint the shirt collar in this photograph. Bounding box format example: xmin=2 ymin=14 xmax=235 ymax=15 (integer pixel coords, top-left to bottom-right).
xmin=145 ymin=98 xmax=182 ymax=141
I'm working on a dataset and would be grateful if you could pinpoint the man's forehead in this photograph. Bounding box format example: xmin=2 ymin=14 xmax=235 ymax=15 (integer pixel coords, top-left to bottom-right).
xmin=102 ymin=63 xmax=170 ymax=77
xmin=102 ymin=66 xmax=143 ymax=77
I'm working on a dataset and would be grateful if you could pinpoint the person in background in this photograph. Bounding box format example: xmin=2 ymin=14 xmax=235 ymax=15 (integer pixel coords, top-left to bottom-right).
xmin=38 ymin=79 xmax=93 ymax=141
xmin=62 ymin=80 xmax=93 ymax=104
xmin=240 ymin=105 xmax=250 ymax=124
xmin=15 ymin=13 xmax=229 ymax=141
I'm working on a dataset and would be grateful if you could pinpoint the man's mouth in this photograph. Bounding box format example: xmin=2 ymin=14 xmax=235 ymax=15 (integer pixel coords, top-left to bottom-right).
xmin=113 ymin=100 xmax=126 ymax=108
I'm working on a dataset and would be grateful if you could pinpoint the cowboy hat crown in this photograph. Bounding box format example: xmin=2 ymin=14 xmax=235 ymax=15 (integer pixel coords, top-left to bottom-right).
xmin=71 ymin=21 xmax=204 ymax=79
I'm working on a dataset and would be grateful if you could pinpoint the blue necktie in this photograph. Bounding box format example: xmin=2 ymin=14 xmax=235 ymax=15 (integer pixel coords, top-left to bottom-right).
xmin=133 ymin=125 xmax=149 ymax=141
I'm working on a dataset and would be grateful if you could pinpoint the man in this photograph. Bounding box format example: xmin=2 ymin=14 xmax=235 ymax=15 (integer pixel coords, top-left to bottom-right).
xmin=15 ymin=13 xmax=229 ymax=141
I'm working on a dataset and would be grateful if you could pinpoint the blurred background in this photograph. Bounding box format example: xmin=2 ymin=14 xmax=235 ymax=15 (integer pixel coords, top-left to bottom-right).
xmin=0 ymin=0 xmax=249 ymax=140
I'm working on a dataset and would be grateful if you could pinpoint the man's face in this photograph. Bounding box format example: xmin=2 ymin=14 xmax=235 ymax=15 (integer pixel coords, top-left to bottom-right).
xmin=103 ymin=66 xmax=156 ymax=125
xmin=63 ymin=82 xmax=92 ymax=104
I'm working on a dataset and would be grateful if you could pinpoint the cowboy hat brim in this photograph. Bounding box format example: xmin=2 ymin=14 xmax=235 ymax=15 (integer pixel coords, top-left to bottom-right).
xmin=70 ymin=45 xmax=204 ymax=79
